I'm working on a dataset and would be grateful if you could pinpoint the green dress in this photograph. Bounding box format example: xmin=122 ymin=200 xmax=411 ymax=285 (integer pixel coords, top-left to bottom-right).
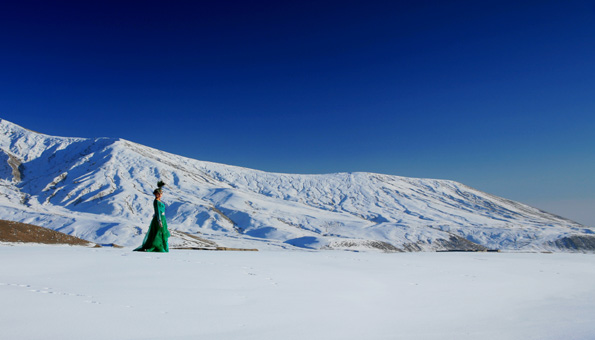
xmin=134 ymin=199 xmax=170 ymax=252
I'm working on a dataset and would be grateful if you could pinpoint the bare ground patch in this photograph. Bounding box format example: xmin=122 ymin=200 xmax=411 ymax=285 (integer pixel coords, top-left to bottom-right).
xmin=0 ymin=219 xmax=98 ymax=246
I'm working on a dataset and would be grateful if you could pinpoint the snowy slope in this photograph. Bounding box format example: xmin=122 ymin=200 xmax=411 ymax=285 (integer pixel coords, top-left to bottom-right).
xmin=1 ymin=118 xmax=593 ymax=251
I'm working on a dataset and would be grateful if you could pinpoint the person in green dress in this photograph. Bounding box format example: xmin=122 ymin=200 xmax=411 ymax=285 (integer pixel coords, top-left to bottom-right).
xmin=134 ymin=182 xmax=170 ymax=252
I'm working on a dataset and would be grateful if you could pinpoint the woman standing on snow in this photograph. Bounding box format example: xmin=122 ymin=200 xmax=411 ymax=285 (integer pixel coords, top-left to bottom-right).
xmin=134 ymin=181 xmax=170 ymax=252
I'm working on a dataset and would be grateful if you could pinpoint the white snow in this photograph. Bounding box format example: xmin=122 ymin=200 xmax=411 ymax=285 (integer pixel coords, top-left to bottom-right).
xmin=1 ymin=245 xmax=594 ymax=340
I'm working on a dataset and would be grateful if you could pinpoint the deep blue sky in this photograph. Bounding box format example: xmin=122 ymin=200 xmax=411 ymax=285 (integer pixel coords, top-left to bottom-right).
xmin=1 ymin=1 xmax=594 ymax=226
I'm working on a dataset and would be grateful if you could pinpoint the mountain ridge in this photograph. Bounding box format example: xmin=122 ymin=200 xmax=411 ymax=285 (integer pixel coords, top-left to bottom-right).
xmin=1 ymin=118 xmax=593 ymax=252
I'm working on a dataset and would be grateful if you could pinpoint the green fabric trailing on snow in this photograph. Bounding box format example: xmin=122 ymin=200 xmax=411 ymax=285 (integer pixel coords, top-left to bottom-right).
xmin=134 ymin=199 xmax=170 ymax=252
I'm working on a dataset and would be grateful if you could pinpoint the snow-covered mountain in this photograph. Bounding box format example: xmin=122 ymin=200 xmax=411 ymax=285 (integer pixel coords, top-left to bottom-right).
xmin=1 ymin=118 xmax=593 ymax=252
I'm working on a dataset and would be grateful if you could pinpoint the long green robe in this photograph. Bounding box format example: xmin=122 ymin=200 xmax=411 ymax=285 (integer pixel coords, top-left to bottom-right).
xmin=134 ymin=199 xmax=170 ymax=252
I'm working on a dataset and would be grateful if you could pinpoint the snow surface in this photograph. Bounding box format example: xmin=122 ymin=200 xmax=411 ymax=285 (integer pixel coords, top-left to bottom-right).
xmin=1 ymin=118 xmax=593 ymax=252
xmin=1 ymin=245 xmax=594 ymax=340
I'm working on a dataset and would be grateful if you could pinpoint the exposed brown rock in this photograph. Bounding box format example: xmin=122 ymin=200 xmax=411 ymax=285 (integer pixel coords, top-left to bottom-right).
xmin=0 ymin=219 xmax=98 ymax=246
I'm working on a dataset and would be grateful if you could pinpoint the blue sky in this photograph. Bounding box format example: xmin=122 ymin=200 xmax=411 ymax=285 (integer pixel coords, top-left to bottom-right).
xmin=1 ymin=1 xmax=594 ymax=226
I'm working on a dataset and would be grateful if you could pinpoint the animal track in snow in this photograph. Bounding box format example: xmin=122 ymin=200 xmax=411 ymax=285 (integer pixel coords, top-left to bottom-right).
xmin=2 ymin=282 xmax=101 ymax=304
xmin=240 ymin=267 xmax=279 ymax=286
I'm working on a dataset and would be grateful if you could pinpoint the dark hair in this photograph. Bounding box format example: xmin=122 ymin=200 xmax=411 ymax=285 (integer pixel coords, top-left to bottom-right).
xmin=154 ymin=180 xmax=165 ymax=196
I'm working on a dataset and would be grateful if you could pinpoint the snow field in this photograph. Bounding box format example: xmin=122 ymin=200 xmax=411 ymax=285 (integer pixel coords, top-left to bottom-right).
xmin=1 ymin=246 xmax=594 ymax=340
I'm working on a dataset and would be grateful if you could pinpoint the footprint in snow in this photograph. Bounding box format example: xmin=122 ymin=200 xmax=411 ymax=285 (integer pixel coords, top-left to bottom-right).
xmin=5 ymin=282 xmax=102 ymax=304
xmin=84 ymin=300 xmax=101 ymax=305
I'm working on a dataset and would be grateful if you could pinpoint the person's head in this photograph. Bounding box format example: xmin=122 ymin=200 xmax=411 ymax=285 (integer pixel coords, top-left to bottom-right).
xmin=154 ymin=180 xmax=165 ymax=199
